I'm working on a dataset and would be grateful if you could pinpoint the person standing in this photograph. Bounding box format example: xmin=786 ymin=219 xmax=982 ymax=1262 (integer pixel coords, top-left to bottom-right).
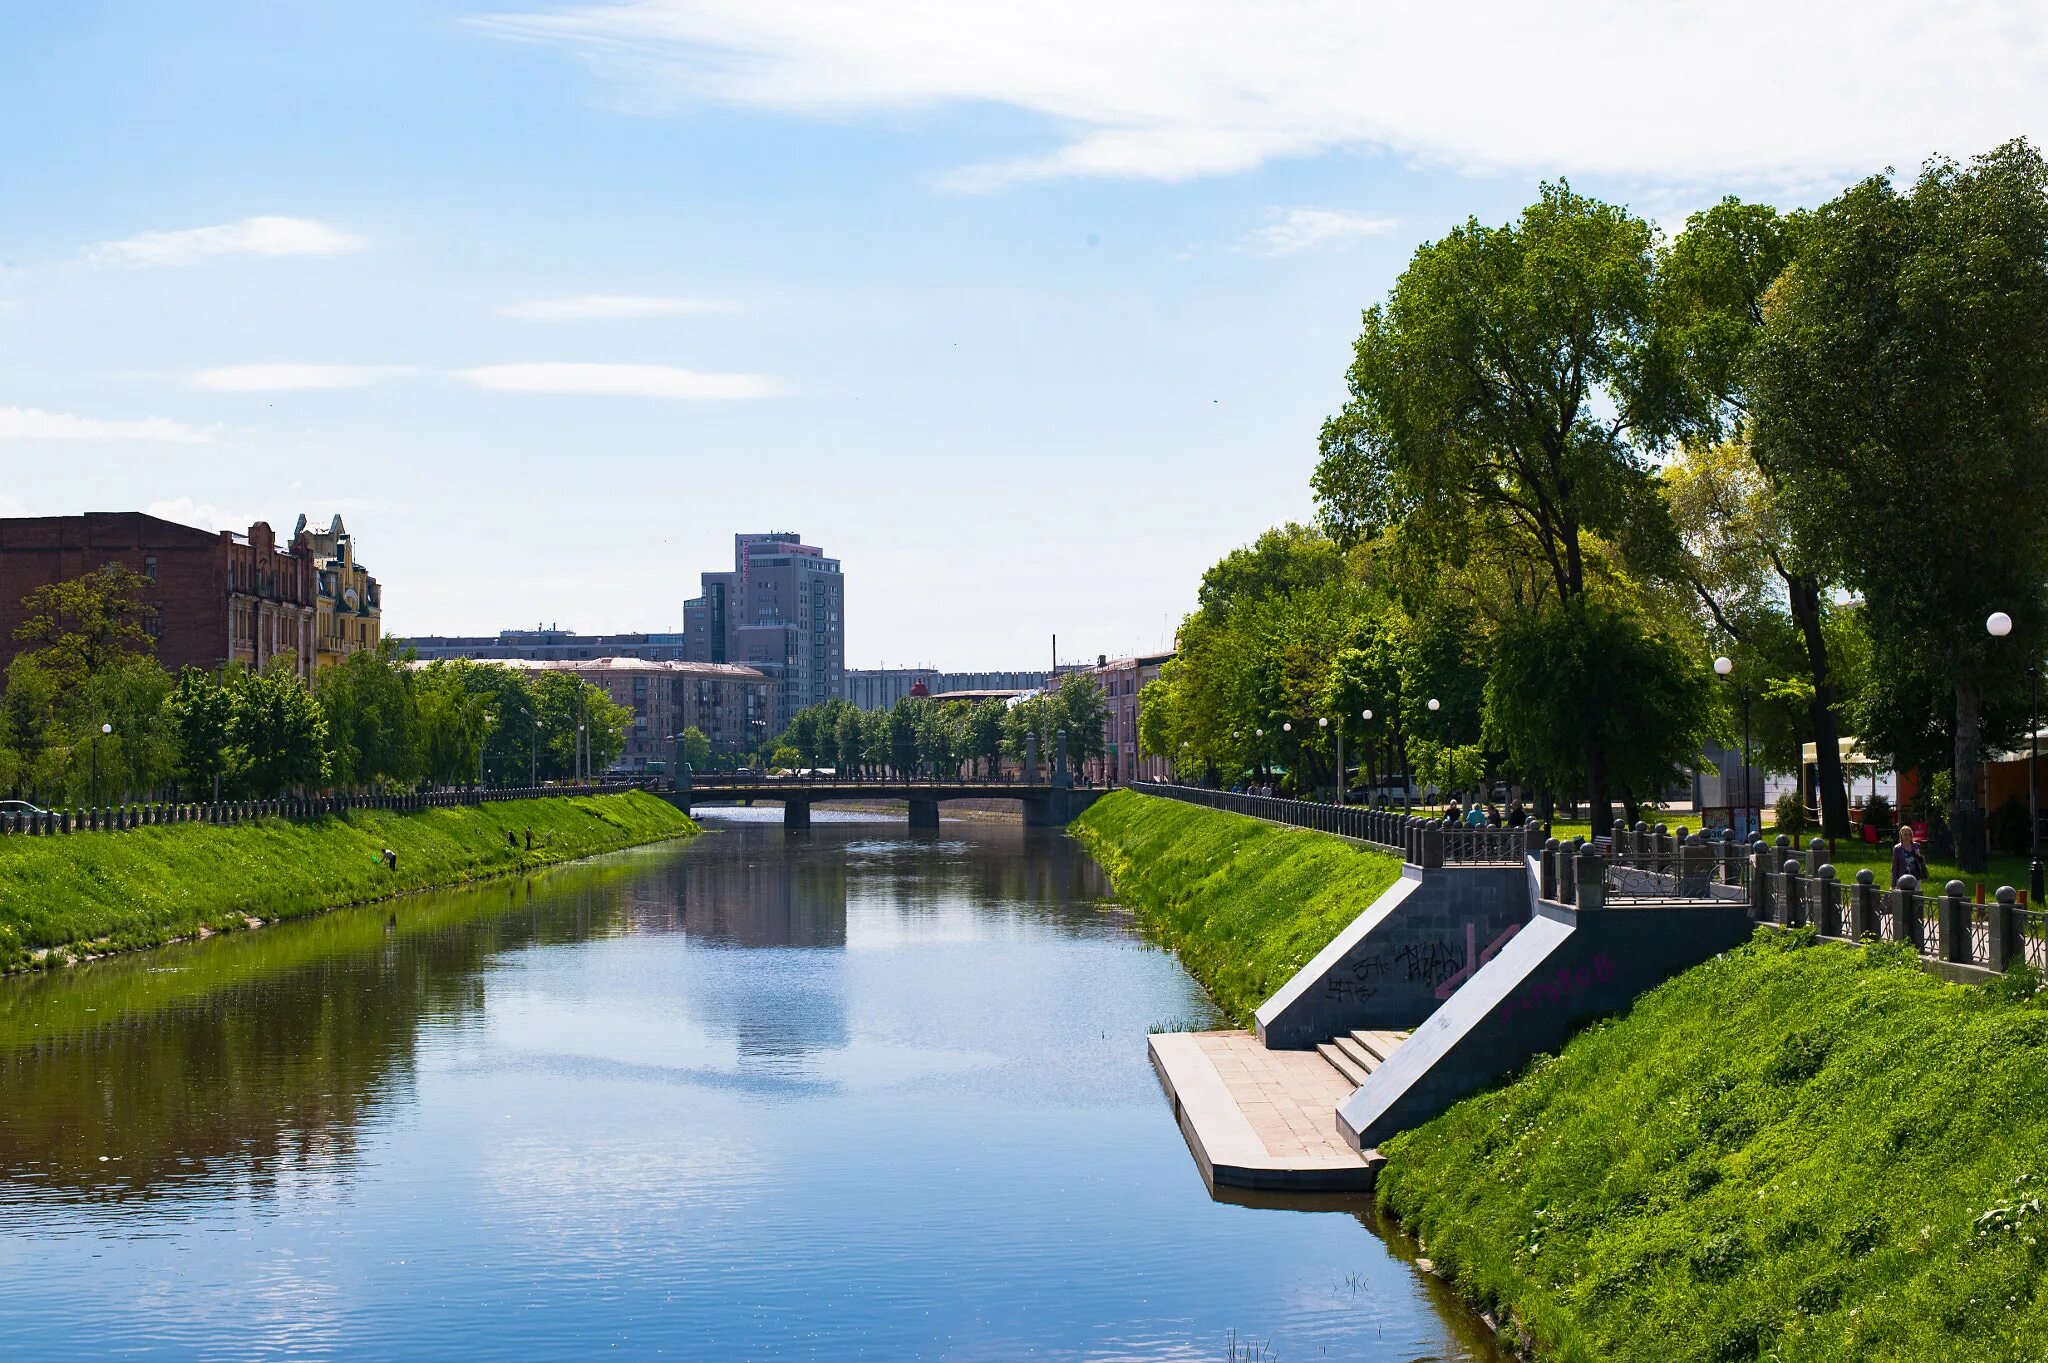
xmin=1891 ymin=825 xmax=1928 ymax=887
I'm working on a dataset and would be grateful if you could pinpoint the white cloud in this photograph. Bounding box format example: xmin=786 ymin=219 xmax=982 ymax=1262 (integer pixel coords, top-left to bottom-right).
xmin=460 ymin=362 xmax=779 ymax=398
xmin=88 ymin=216 xmax=368 ymax=267
xmin=478 ymin=1 xmax=2048 ymax=189
xmin=192 ymin=364 xmax=412 ymax=391
xmin=0 ymin=406 xmax=213 ymax=444
xmin=501 ymin=294 xmax=737 ymax=320
xmin=144 ymin=498 xmax=253 ymax=533
xmin=1246 ymin=207 xmax=1396 ymax=256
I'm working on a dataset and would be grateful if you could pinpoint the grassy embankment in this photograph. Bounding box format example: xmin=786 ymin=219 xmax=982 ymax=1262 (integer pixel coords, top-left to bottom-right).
xmin=1377 ymin=929 xmax=2048 ymax=1362
xmin=0 ymin=790 xmax=695 ymax=971
xmin=1070 ymin=789 xmax=1402 ymax=1024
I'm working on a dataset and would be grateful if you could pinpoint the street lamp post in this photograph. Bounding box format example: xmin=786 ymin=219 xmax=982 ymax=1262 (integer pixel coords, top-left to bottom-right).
xmin=1987 ymin=612 xmax=2043 ymax=900
xmin=93 ymin=721 xmax=111 ymax=808
xmin=531 ymin=719 xmax=541 ymax=787
xmin=1320 ymin=716 xmax=1338 ymax=804
xmin=1421 ymin=698 xmax=1440 ymax=810
xmin=479 ymin=712 xmax=494 ymax=789
xmin=1362 ymin=709 xmax=1375 ymax=801
xmin=1713 ymin=657 xmax=1753 ymax=840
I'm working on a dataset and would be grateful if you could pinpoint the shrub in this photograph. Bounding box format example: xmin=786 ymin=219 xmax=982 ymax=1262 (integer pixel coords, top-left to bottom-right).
xmin=1773 ymin=788 xmax=1808 ymax=838
xmin=1861 ymin=791 xmax=1893 ymax=829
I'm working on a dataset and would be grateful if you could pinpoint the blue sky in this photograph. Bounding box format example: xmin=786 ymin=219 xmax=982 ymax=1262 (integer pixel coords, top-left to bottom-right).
xmin=4 ymin=1 xmax=2042 ymax=667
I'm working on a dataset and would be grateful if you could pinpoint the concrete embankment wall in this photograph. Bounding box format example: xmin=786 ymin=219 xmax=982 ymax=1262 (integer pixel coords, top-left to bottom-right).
xmin=1337 ymin=891 xmax=1755 ymax=1148
xmin=1256 ymin=862 xmax=1530 ymax=1048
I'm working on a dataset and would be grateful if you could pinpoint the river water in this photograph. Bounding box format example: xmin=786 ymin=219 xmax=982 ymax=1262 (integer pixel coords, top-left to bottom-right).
xmin=0 ymin=810 xmax=1503 ymax=1361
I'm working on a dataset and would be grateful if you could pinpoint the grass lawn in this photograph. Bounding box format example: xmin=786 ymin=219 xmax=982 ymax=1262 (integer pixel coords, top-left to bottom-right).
xmin=1070 ymin=789 xmax=1403 ymax=1025
xmin=0 ymin=790 xmax=695 ymax=970
xmin=1377 ymin=929 xmax=2048 ymax=1362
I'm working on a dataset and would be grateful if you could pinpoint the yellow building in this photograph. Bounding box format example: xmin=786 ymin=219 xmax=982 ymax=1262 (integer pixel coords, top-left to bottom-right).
xmin=297 ymin=514 xmax=382 ymax=669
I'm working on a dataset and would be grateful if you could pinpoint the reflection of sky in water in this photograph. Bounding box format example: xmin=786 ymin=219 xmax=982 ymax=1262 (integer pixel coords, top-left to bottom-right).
xmin=0 ymin=820 xmax=1505 ymax=1362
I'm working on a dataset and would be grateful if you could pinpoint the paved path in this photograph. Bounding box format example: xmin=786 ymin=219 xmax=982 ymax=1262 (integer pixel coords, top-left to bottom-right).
xmin=1149 ymin=1029 xmax=1382 ymax=1192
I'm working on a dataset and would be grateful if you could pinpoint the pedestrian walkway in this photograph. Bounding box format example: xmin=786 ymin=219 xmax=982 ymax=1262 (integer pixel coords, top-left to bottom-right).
xmin=1148 ymin=1029 xmax=1385 ymax=1192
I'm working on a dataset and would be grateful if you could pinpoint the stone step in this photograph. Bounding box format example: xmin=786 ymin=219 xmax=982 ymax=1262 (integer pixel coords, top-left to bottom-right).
xmin=1316 ymin=1041 xmax=1374 ymax=1089
xmin=1332 ymin=1034 xmax=1383 ymax=1074
xmin=1350 ymin=1029 xmax=1410 ymax=1064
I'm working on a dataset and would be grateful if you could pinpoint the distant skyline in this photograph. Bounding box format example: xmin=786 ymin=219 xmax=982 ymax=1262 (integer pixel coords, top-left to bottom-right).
xmin=5 ymin=2 xmax=2045 ymax=667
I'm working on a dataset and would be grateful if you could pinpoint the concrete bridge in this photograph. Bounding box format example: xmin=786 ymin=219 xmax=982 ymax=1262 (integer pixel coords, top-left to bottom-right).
xmin=657 ymin=779 xmax=1105 ymax=829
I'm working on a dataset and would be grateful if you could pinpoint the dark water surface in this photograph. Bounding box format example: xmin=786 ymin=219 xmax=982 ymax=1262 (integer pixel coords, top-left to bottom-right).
xmin=0 ymin=811 xmax=1503 ymax=1361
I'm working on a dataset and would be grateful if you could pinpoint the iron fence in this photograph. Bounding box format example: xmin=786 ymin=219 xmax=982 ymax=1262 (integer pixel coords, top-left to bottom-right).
xmin=0 ymin=783 xmax=628 ymax=839
xmin=1125 ymin=782 xmax=1541 ymax=865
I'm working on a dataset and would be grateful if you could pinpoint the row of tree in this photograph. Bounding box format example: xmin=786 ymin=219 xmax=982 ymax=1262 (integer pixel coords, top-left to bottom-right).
xmin=1140 ymin=139 xmax=2048 ymax=869
xmin=767 ymin=677 xmax=1110 ymax=779
xmin=0 ymin=565 xmax=636 ymax=804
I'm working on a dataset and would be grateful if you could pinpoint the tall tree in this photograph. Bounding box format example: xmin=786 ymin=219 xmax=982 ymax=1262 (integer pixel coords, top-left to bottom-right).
xmin=1314 ymin=184 xmax=1691 ymax=834
xmin=222 ymin=661 xmax=328 ymax=796
xmin=12 ymin=564 xmax=158 ymax=688
xmin=1749 ymin=140 xmax=2048 ymax=870
xmin=163 ymin=667 xmax=233 ymax=800
xmin=316 ymin=639 xmax=420 ymax=791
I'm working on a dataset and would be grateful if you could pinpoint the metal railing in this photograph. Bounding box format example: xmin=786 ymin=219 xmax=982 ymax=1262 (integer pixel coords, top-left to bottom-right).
xmin=0 ymin=783 xmax=628 ymax=838
xmin=1126 ymin=782 xmax=1544 ymax=865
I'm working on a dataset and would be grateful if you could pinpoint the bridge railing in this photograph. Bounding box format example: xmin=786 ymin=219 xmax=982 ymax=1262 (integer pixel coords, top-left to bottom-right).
xmin=1126 ymin=782 xmax=1543 ymax=866
xmin=0 ymin=783 xmax=629 ymax=838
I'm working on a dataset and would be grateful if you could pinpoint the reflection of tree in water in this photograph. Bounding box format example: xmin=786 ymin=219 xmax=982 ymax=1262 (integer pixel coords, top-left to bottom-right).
xmin=0 ymin=863 xmax=648 ymax=1207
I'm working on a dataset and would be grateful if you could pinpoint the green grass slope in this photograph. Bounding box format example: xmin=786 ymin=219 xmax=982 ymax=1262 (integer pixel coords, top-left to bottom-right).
xmin=1070 ymin=789 xmax=1403 ymax=1024
xmin=0 ymin=790 xmax=695 ymax=969
xmin=1377 ymin=929 xmax=2048 ymax=1363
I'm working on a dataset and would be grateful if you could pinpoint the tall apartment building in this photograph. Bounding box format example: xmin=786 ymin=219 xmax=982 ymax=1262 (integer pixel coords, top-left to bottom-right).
xmin=683 ymin=533 xmax=844 ymax=729
xmin=0 ymin=512 xmax=330 ymax=682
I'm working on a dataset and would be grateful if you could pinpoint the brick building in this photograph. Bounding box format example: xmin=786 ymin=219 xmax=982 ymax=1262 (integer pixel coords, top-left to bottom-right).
xmin=0 ymin=512 xmax=320 ymax=681
xmin=1078 ymin=651 xmax=1176 ymax=785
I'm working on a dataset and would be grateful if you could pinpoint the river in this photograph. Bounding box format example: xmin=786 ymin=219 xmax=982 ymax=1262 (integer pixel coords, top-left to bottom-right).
xmin=0 ymin=810 xmax=1504 ymax=1361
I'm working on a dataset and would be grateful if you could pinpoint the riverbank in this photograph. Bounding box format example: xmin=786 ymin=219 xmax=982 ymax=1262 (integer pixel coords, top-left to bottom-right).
xmin=1376 ymin=929 xmax=2048 ymax=1362
xmin=0 ymin=790 xmax=696 ymax=972
xmin=1069 ymin=789 xmax=1402 ymax=1025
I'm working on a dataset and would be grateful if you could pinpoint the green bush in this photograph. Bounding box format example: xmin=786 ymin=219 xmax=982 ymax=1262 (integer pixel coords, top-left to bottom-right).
xmin=1861 ymin=791 xmax=1894 ymax=829
xmin=1773 ymin=788 xmax=1808 ymax=838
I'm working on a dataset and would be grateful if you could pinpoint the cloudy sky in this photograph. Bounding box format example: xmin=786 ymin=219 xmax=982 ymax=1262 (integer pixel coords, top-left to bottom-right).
xmin=4 ymin=1 xmax=2043 ymax=667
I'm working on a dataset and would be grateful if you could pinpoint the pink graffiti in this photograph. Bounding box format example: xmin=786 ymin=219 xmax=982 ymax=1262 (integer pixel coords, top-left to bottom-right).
xmin=1507 ymin=953 xmax=1617 ymax=1014
xmin=1434 ymin=921 xmax=1524 ymax=999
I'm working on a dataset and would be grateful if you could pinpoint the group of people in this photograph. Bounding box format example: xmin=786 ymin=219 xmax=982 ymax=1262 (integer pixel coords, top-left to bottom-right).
xmin=1441 ymin=799 xmax=1528 ymax=829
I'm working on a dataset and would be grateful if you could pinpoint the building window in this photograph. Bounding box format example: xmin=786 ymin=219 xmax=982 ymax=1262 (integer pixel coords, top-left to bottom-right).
xmin=142 ymin=555 xmax=158 ymax=581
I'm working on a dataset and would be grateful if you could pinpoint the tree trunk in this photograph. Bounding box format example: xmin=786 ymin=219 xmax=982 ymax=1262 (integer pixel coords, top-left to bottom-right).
xmin=1956 ymin=680 xmax=1987 ymax=873
xmin=1587 ymin=742 xmax=1613 ymax=838
xmin=1787 ymin=575 xmax=1851 ymax=838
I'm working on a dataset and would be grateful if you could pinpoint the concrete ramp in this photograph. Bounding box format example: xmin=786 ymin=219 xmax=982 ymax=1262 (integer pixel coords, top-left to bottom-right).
xmin=1256 ymin=863 xmax=1531 ymax=1049
xmin=1336 ymin=897 xmax=1753 ymax=1150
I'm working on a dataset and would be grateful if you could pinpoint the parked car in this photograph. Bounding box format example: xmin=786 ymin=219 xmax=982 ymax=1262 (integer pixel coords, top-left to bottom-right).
xmin=0 ymin=800 xmax=50 ymax=816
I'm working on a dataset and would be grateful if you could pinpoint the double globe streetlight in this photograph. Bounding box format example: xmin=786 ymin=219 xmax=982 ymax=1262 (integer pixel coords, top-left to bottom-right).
xmin=1986 ymin=611 xmax=2043 ymax=900
xmin=1712 ymin=656 xmax=1754 ymax=840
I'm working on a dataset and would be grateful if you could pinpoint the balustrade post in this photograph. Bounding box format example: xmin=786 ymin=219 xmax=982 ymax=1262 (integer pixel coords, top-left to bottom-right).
xmin=1806 ymin=836 xmax=1826 ymax=877
xmin=1851 ymin=869 xmax=1877 ymax=941
xmin=1781 ymin=861 xmax=1803 ymax=926
xmin=1576 ymin=849 xmax=1606 ymax=912
xmin=1990 ymin=886 xmax=2019 ymax=972
xmin=1816 ymin=864 xmax=1839 ymax=936
xmin=1941 ymin=880 xmax=1972 ymax=964
xmin=1419 ymin=821 xmax=1443 ymax=870
xmin=1540 ymin=838 xmax=1560 ymax=901
xmin=1894 ymin=874 xmax=1920 ymax=947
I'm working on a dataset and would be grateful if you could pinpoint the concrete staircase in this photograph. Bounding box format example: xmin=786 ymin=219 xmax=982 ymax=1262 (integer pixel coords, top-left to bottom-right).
xmin=1315 ymin=1029 xmax=1409 ymax=1089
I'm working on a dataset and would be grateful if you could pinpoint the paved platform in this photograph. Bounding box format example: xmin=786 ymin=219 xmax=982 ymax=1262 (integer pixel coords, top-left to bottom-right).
xmin=1148 ymin=1029 xmax=1383 ymax=1192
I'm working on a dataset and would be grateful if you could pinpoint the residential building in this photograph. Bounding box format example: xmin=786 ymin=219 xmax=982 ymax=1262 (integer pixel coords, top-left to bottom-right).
xmin=683 ymin=533 xmax=844 ymax=729
xmin=461 ymin=658 xmax=771 ymax=767
xmin=845 ymin=667 xmax=1055 ymax=711
xmin=0 ymin=511 xmax=319 ymax=681
xmin=402 ymin=628 xmax=690 ymax=662
xmin=299 ymin=514 xmax=382 ymax=669
xmin=1077 ymin=651 xmax=1176 ymax=785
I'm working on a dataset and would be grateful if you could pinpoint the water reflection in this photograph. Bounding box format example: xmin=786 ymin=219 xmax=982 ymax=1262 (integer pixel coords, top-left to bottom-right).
xmin=0 ymin=813 xmax=1503 ymax=1362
